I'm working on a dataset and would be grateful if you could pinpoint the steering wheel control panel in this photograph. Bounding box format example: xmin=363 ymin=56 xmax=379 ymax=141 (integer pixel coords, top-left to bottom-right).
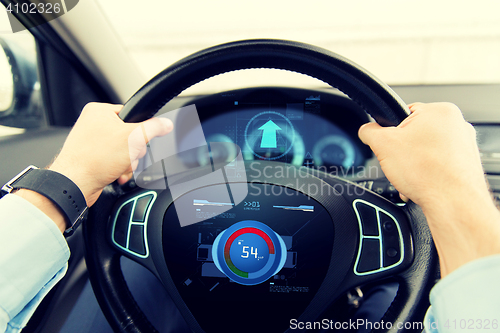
xmin=111 ymin=191 xmax=157 ymax=258
xmin=352 ymin=199 xmax=404 ymax=275
xmin=162 ymin=183 xmax=334 ymax=332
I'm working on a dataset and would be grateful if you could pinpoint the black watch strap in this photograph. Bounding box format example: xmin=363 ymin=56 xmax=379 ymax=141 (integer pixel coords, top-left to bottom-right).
xmin=1 ymin=165 xmax=88 ymax=237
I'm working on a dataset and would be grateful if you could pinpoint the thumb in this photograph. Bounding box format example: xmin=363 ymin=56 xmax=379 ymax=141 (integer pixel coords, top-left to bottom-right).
xmin=358 ymin=122 xmax=384 ymax=146
xmin=127 ymin=117 xmax=174 ymax=160
xmin=141 ymin=117 xmax=174 ymax=142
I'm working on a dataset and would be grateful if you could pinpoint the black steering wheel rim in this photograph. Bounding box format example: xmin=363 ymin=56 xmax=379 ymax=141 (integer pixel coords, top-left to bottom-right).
xmin=84 ymin=39 xmax=438 ymax=333
xmin=118 ymin=39 xmax=408 ymax=126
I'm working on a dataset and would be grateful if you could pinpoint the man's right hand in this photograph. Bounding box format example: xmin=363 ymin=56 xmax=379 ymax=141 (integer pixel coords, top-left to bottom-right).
xmin=358 ymin=102 xmax=500 ymax=277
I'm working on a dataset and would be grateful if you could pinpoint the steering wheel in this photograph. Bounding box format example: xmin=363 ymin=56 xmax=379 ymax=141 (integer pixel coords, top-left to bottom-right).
xmin=83 ymin=39 xmax=438 ymax=333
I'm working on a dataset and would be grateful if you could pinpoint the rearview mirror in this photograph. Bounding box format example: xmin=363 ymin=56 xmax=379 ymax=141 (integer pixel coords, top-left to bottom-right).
xmin=0 ymin=36 xmax=42 ymax=129
xmin=0 ymin=40 xmax=14 ymax=115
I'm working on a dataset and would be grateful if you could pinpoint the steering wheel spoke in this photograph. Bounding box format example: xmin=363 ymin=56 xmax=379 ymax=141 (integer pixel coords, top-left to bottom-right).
xmin=318 ymin=174 xmax=415 ymax=281
xmin=108 ymin=188 xmax=161 ymax=273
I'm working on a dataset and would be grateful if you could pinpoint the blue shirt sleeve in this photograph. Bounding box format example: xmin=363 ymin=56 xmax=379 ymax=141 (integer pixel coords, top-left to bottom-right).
xmin=424 ymin=254 xmax=500 ymax=332
xmin=0 ymin=194 xmax=70 ymax=333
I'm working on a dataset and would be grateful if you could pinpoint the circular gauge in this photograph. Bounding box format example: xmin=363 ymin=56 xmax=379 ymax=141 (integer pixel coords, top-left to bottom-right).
xmin=244 ymin=111 xmax=296 ymax=161
xmin=312 ymin=135 xmax=356 ymax=168
xmin=197 ymin=134 xmax=236 ymax=166
xmin=212 ymin=221 xmax=287 ymax=286
xmin=243 ymin=128 xmax=305 ymax=165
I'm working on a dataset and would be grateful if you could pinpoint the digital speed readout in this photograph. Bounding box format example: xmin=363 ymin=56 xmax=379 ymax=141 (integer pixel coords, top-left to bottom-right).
xmin=212 ymin=221 xmax=287 ymax=285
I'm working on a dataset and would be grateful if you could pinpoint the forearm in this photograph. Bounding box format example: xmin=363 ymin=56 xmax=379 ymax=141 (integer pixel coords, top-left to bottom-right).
xmin=422 ymin=189 xmax=500 ymax=277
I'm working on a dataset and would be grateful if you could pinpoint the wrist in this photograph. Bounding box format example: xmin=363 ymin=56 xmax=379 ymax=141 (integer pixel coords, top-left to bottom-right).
xmin=14 ymin=189 xmax=67 ymax=233
xmin=421 ymin=184 xmax=497 ymax=224
xmin=422 ymin=190 xmax=500 ymax=277
xmin=4 ymin=166 xmax=89 ymax=236
xmin=48 ymin=161 xmax=95 ymax=206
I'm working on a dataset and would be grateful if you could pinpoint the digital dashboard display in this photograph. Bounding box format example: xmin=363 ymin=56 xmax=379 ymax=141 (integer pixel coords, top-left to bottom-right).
xmin=162 ymin=183 xmax=335 ymax=332
xmin=177 ymin=92 xmax=366 ymax=171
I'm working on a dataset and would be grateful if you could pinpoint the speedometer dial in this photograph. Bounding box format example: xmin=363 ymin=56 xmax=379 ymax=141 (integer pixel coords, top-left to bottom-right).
xmin=312 ymin=135 xmax=356 ymax=168
xmin=198 ymin=134 xmax=236 ymax=166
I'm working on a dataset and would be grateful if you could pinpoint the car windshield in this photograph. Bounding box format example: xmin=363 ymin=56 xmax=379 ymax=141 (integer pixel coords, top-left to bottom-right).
xmin=96 ymin=0 xmax=500 ymax=89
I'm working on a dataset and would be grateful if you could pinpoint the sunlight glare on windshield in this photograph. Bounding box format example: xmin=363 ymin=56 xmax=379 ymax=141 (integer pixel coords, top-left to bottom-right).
xmin=96 ymin=0 xmax=500 ymax=89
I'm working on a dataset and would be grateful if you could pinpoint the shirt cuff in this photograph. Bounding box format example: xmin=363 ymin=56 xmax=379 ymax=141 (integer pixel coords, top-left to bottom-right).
xmin=3 ymin=264 xmax=67 ymax=333
xmin=425 ymin=254 xmax=500 ymax=332
xmin=0 ymin=194 xmax=70 ymax=327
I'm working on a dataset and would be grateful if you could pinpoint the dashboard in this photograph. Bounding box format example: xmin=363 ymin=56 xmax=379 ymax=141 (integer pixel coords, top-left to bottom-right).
xmin=175 ymin=87 xmax=373 ymax=172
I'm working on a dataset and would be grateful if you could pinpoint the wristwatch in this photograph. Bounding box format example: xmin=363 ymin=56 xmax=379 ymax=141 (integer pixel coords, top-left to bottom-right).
xmin=1 ymin=165 xmax=88 ymax=237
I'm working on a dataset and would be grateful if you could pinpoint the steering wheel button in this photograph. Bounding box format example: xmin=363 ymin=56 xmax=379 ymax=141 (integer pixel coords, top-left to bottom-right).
xmin=380 ymin=212 xmax=402 ymax=267
xmin=113 ymin=202 xmax=133 ymax=248
xmin=383 ymin=220 xmax=394 ymax=232
xmin=356 ymin=238 xmax=381 ymax=273
xmin=354 ymin=202 xmax=379 ymax=236
xmin=387 ymin=248 xmax=398 ymax=258
xmin=132 ymin=194 xmax=153 ymax=222
xmin=384 ymin=248 xmax=400 ymax=266
xmin=128 ymin=225 xmax=146 ymax=255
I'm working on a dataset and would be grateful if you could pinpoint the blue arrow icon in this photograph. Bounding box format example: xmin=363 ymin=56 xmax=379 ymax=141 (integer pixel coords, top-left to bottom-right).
xmin=259 ymin=120 xmax=282 ymax=148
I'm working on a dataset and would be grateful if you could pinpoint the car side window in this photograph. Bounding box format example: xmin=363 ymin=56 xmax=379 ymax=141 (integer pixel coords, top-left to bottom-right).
xmin=0 ymin=32 xmax=46 ymax=137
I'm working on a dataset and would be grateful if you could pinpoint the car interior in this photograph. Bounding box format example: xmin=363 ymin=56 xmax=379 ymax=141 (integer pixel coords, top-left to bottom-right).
xmin=0 ymin=1 xmax=499 ymax=332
